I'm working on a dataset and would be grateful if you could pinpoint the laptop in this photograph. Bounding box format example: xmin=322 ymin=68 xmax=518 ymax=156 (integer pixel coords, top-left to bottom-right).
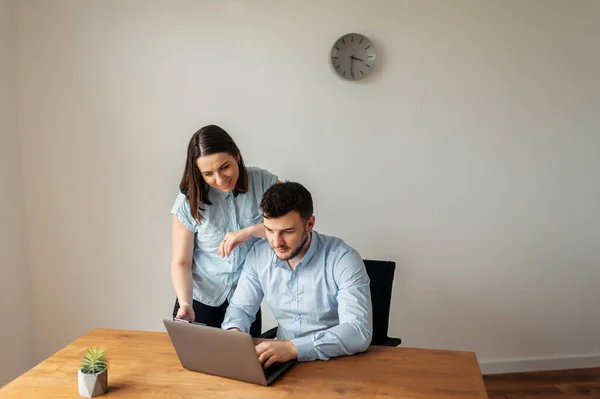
xmin=163 ymin=319 xmax=296 ymax=386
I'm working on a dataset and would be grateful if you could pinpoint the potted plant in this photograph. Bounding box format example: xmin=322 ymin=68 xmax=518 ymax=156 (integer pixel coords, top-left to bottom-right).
xmin=78 ymin=347 xmax=109 ymax=398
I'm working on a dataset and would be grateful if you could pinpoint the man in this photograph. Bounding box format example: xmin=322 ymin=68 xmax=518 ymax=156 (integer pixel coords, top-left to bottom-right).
xmin=222 ymin=182 xmax=372 ymax=369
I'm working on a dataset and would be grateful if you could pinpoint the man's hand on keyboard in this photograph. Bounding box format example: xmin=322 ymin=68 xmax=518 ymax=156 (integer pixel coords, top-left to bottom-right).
xmin=255 ymin=340 xmax=297 ymax=369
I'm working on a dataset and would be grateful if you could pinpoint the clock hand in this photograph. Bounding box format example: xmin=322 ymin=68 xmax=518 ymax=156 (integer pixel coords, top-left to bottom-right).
xmin=349 ymin=56 xmax=355 ymax=78
xmin=350 ymin=55 xmax=364 ymax=62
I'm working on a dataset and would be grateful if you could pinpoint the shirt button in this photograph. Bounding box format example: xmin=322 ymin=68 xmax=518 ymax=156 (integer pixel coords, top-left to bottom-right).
xmin=292 ymin=296 xmax=296 ymax=301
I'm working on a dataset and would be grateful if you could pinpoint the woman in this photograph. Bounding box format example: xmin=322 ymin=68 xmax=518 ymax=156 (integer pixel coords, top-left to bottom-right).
xmin=170 ymin=125 xmax=278 ymax=337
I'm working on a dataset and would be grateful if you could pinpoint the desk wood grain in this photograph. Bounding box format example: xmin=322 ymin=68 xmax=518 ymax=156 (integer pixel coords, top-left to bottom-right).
xmin=0 ymin=328 xmax=488 ymax=398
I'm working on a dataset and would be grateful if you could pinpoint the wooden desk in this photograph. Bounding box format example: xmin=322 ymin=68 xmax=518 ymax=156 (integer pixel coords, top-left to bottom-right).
xmin=0 ymin=328 xmax=488 ymax=398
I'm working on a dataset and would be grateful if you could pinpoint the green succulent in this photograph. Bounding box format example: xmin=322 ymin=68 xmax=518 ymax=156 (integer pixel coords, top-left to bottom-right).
xmin=80 ymin=347 xmax=108 ymax=374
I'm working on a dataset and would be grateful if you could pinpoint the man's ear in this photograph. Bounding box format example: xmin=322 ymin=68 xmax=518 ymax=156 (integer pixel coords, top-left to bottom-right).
xmin=306 ymin=215 xmax=316 ymax=232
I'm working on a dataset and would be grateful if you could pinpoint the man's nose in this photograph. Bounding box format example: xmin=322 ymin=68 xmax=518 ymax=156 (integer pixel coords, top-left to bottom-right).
xmin=273 ymin=234 xmax=284 ymax=247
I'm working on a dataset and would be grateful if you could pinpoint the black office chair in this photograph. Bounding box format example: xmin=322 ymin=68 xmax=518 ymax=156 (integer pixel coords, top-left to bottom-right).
xmin=363 ymin=259 xmax=401 ymax=346
xmin=261 ymin=259 xmax=401 ymax=347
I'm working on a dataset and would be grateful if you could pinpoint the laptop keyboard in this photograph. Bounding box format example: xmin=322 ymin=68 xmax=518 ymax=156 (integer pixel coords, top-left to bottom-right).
xmin=263 ymin=360 xmax=295 ymax=381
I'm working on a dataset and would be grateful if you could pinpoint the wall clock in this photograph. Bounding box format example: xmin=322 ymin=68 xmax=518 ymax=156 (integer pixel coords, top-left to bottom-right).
xmin=330 ymin=33 xmax=377 ymax=81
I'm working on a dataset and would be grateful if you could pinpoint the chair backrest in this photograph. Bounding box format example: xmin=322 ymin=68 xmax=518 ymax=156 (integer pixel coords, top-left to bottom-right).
xmin=363 ymin=259 xmax=396 ymax=345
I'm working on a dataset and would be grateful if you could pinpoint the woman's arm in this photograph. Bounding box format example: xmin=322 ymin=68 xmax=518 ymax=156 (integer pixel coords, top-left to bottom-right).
xmin=244 ymin=178 xmax=280 ymax=239
xmin=218 ymin=223 xmax=266 ymax=258
xmin=171 ymin=215 xmax=195 ymax=321
xmin=245 ymin=223 xmax=267 ymax=239
xmin=218 ymin=177 xmax=280 ymax=258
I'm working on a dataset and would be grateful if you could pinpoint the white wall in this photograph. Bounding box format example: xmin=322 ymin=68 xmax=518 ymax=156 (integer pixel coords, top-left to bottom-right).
xmin=13 ymin=0 xmax=600 ymax=374
xmin=0 ymin=0 xmax=35 ymax=387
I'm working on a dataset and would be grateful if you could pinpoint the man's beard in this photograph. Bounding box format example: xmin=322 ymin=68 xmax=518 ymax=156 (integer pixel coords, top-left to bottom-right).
xmin=275 ymin=229 xmax=309 ymax=261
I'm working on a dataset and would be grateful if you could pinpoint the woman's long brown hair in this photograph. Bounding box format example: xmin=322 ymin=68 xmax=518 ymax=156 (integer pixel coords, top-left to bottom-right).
xmin=179 ymin=125 xmax=248 ymax=223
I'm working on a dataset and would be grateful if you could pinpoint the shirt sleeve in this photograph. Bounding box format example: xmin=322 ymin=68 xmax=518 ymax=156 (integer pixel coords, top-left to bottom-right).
xmin=291 ymin=250 xmax=373 ymax=361
xmin=170 ymin=192 xmax=198 ymax=232
xmin=221 ymin=247 xmax=265 ymax=332
xmin=258 ymin=167 xmax=278 ymax=193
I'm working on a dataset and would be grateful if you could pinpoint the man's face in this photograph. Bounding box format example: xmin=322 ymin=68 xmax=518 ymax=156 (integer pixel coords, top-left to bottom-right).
xmin=263 ymin=211 xmax=315 ymax=261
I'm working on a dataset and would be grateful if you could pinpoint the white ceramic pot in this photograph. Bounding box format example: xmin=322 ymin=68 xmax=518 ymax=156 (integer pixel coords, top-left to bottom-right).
xmin=78 ymin=369 xmax=108 ymax=398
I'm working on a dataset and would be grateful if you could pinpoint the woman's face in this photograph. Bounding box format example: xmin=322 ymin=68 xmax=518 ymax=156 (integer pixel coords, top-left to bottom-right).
xmin=196 ymin=152 xmax=240 ymax=193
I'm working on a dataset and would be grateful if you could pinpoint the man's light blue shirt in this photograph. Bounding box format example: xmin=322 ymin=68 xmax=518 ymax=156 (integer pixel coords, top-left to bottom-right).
xmin=222 ymin=231 xmax=373 ymax=361
xmin=170 ymin=166 xmax=277 ymax=306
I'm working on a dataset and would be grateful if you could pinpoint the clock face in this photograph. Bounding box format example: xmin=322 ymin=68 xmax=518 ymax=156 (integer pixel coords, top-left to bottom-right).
xmin=330 ymin=33 xmax=376 ymax=81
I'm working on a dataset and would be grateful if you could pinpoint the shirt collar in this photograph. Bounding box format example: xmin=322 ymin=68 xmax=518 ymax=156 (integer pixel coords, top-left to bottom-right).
xmin=209 ymin=186 xmax=232 ymax=200
xmin=272 ymin=231 xmax=319 ymax=271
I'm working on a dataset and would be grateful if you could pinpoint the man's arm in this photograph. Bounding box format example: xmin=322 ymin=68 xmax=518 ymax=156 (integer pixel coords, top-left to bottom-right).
xmin=291 ymin=250 xmax=373 ymax=361
xmin=221 ymin=248 xmax=264 ymax=332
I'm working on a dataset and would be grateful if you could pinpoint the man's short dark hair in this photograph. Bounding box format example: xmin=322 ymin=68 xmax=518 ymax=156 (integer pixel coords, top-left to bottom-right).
xmin=260 ymin=182 xmax=313 ymax=221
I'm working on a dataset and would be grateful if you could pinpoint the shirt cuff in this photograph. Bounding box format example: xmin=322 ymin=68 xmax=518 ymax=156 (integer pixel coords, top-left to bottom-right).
xmin=291 ymin=335 xmax=317 ymax=362
xmin=170 ymin=209 xmax=195 ymax=232
xmin=221 ymin=308 xmax=251 ymax=333
xmin=221 ymin=321 xmax=247 ymax=333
